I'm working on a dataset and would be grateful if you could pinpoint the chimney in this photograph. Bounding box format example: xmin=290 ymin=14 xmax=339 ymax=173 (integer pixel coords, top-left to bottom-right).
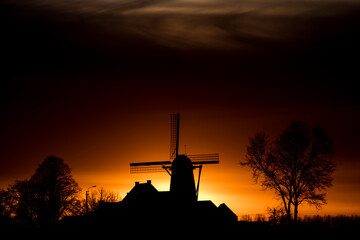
xmin=135 ymin=181 xmax=139 ymax=186
xmin=147 ymin=180 xmax=151 ymax=184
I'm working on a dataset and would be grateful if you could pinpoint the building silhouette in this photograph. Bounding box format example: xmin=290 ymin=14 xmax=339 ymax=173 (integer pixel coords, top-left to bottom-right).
xmin=63 ymin=114 xmax=237 ymax=233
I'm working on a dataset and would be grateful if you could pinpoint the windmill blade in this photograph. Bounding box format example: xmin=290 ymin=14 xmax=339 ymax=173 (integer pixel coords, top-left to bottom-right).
xmin=130 ymin=161 xmax=172 ymax=174
xmin=188 ymin=153 xmax=219 ymax=164
xmin=130 ymin=165 xmax=166 ymax=174
xmin=170 ymin=113 xmax=180 ymax=160
xmin=130 ymin=161 xmax=172 ymax=166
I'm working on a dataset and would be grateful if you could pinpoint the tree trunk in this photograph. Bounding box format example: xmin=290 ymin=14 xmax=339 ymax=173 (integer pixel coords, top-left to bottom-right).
xmin=294 ymin=202 xmax=298 ymax=223
xmin=287 ymin=200 xmax=292 ymax=223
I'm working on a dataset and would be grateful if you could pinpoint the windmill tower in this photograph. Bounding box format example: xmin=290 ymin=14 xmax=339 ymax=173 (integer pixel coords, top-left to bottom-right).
xmin=130 ymin=113 xmax=219 ymax=203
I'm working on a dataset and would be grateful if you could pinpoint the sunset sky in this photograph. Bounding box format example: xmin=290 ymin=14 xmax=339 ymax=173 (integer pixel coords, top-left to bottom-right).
xmin=1 ymin=0 xmax=360 ymax=218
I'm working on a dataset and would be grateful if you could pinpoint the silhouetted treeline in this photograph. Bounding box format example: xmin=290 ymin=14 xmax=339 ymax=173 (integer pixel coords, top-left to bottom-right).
xmin=299 ymin=214 xmax=360 ymax=227
xmin=1 ymin=156 xmax=359 ymax=238
xmin=0 ymin=156 xmax=121 ymax=229
xmin=0 ymin=156 xmax=81 ymax=227
xmin=241 ymin=214 xmax=360 ymax=226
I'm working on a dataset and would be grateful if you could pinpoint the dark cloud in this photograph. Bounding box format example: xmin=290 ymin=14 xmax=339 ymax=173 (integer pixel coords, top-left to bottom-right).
xmin=1 ymin=0 xmax=359 ymax=110
xmin=2 ymin=0 xmax=360 ymax=77
xmin=1 ymin=0 xmax=359 ymax=114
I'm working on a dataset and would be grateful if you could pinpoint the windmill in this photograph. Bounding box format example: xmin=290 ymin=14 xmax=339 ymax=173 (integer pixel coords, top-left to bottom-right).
xmin=130 ymin=113 xmax=219 ymax=202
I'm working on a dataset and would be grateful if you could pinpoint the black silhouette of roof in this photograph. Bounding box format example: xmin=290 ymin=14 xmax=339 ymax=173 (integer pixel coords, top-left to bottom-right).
xmin=62 ymin=179 xmax=237 ymax=237
xmin=122 ymin=180 xmax=158 ymax=205
xmin=116 ymin=180 xmax=237 ymax=225
xmin=218 ymin=203 xmax=238 ymax=223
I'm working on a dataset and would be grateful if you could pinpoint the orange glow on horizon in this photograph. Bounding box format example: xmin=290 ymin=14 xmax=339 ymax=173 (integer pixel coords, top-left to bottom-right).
xmin=75 ymin=165 xmax=360 ymax=218
xmin=71 ymin=138 xmax=360 ymax=218
xmin=2 ymin=112 xmax=360 ymax=218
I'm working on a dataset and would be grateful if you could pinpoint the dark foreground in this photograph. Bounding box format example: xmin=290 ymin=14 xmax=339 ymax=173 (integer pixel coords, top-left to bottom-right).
xmin=2 ymin=219 xmax=359 ymax=239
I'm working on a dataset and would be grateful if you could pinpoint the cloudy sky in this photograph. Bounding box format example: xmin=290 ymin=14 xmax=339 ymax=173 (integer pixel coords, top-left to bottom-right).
xmin=1 ymin=0 xmax=360 ymax=217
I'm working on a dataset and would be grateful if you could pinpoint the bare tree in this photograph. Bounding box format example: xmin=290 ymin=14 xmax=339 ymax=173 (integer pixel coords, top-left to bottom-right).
xmin=241 ymin=214 xmax=252 ymax=222
xmin=82 ymin=187 xmax=121 ymax=214
xmin=97 ymin=187 xmax=121 ymax=203
xmin=267 ymin=206 xmax=286 ymax=226
xmin=0 ymin=189 xmax=12 ymax=223
xmin=255 ymin=214 xmax=266 ymax=222
xmin=1 ymin=180 xmax=36 ymax=225
xmin=241 ymin=121 xmax=335 ymax=223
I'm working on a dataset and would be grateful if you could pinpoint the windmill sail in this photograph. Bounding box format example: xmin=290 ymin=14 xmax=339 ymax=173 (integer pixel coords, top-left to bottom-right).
xmin=170 ymin=113 xmax=180 ymax=160
xmin=188 ymin=153 xmax=219 ymax=164
xmin=130 ymin=161 xmax=172 ymax=173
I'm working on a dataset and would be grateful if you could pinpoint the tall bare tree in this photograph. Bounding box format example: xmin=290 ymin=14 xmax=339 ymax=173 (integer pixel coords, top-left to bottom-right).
xmin=241 ymin=121 xmax=335 ymax=223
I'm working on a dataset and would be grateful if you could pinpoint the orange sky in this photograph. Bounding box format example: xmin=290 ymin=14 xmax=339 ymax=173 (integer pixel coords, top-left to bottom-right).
xmin=68 ymin=113 xmax=360 ymax=217
xmin=1 ymin=0 xmax=360 ymax=219
xmin=4 ymin=110 xmax=355 ymax=218
xmin=1 ymin=83 xmax=360 ymax=218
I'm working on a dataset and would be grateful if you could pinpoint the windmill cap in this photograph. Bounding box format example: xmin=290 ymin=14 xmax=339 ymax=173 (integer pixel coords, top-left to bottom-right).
xmin=171 ymin=154 xmax=193 ymax=169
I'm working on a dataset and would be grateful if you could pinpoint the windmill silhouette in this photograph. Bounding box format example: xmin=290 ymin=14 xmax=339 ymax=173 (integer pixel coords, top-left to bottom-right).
xmin=62 ymin=114 xmax=237 ymax=229
xmin=130 ymin=113 xmax=219 ymax=202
